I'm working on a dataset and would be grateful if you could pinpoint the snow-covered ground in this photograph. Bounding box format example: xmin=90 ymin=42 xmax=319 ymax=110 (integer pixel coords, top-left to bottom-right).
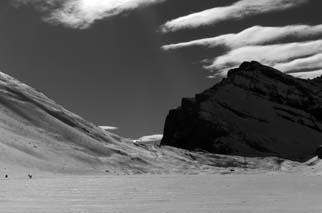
xmin=1 ymin=173 xmax=321 ymax=213
xmin=0 ymin=67 xmax=321 ymax=212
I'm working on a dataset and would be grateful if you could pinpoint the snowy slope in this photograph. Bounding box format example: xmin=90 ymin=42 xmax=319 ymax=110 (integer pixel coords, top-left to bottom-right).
xmin=0 ymin=72 xmax=157 ymax=174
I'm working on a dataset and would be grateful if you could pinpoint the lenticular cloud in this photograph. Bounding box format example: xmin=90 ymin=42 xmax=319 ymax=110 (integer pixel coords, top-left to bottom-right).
xmin=204 ymin=40 xmax=322 ymax=78
xmin=160 ymin=0 xmax=309 ymax=33
xmin=161 ymin=23 xmax=322 ymax=79
xmin=162 ymin=24 xmax=322 ymax=51
xmin=158 ymin=0 xmax=322 ymax=79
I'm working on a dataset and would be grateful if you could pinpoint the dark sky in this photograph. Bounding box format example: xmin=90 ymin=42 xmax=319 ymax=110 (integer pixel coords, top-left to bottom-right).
xmin=0 ymin=0 xmax=320 ymax=137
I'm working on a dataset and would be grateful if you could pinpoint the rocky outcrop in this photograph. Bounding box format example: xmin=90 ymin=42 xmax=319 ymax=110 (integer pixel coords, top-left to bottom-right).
xmin=161 ymin=61 xmax=322 ymax=161
xmin=316 ymin=146 xmax=322 ymax=159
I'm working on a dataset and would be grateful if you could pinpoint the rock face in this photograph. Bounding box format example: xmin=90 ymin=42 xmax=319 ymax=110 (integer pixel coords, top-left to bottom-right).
xmin=161 ymin=61 xmax=322 ymax=161
xmin=316 ymin=146 xmax=322 ymax=159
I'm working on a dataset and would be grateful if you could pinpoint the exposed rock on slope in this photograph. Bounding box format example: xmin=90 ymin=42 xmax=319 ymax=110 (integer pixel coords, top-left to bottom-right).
xmin=161 ymin=61 xmax=322 ymax=161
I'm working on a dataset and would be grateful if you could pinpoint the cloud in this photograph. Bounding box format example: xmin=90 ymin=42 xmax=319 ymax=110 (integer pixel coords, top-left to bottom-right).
xmin=289 ymin=70 xmax=322 ymax=79
xmin=275 ymin=53 xmax=322 ymax=73
xmin=13 ymin=0 xmax=166 ymax=29
xmin=205 ymin=40 xmax=322 ymax=76
xmin=159 ymin=0 xmax=321 ymax=79
xmin=161 ymin=0 xmax=308 ymax=33
xmin=133 ymin=134 xmax=163 ymax=143
xmin=162 ymin=24 xmax=322 ymax=51
xmin=162 ymin=24 xmax=322 ymax=80
xmin=99 ymin=126 xmax=119 ymax=131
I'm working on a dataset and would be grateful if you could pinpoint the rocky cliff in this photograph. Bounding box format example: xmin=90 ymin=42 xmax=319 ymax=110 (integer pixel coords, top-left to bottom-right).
xmin=161 ymin=61 xmax=322 ymax=161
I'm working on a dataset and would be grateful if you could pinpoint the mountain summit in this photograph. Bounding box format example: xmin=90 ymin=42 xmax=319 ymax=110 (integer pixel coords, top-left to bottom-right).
xmin=161 ymin=61 xmax=322 ymax=161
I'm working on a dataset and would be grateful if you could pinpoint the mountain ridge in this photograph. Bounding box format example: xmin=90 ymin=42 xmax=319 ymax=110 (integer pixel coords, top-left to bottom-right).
xmin=0 ymin=62 xmax=320 ymax=176
xmin=1 ymin=70 xmax=280 ymax=175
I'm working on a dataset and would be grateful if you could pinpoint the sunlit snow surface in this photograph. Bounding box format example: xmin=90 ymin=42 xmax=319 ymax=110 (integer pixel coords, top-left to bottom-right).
xmin=1 ymin=174 xmax=322 ymax=213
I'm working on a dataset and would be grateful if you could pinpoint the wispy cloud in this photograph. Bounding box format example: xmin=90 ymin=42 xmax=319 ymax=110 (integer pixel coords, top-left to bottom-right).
xmin=133 ymin=134 xmax=163 ymax=143
xmin=160 ymin=0 xmax=308 ymax=33
xmin=205 ymin=40 xmax=322 ymax=76
xmin=99 ymin=126 xmax=119 ymax=131
xmin=275 ymin=53 xmax=322 ymax=73
xmin=162 ymin=24 xmax=322 ymax=51
xmin=13 ymin=0 xmax=166 ymax=29
xmin=290 ymin=70 xmax=322 ymax=79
